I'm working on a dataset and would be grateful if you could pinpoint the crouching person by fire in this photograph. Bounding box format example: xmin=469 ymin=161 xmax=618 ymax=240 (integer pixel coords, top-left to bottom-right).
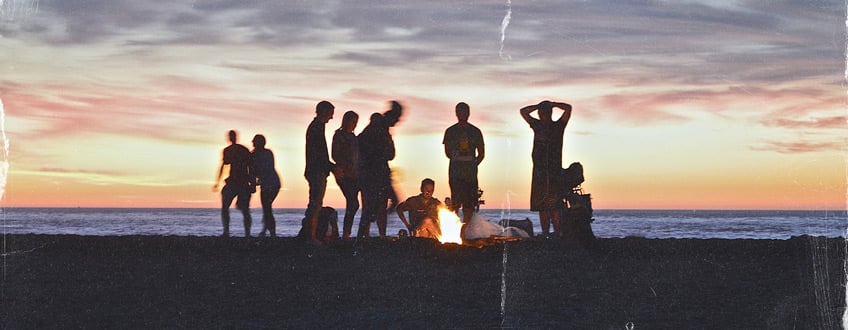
xmin=396 ymin=178 xmax=442 ymax=239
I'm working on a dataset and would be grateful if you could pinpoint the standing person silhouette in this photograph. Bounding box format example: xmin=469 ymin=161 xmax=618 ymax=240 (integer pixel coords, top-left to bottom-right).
xmin=332 ymin=111 xmax=360 ymax=240
xmin=520 ymin=100 xmax=572 ymax=238
xmin=357 ymin=112 xmax=395 ymax=239
xmin=213 ymin=130 xmax=254 ymax=237
xmin=304 ymin=101 xmax=336 ymax=243
xmin=252 ymin=134 xmax=281 ymax=237
xmin=442 ymin=102 xmax=485 ymax=224
xmin=382 ymin=101 xmax=404 ymax=212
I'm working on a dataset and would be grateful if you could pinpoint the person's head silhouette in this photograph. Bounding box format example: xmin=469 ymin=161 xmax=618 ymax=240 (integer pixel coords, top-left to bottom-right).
xmin=369 ymin=112 xmax=384 ymax=126
xmin=455 ymin=102 xmax=470 ymax=124
xmin=316 ymin=100 xmax=335 ymax=123
xmin=341 ymin=111 xmax=359 ymax=132
xmin=252 ymin=134 xmax=266 ymax=150
xmin=538 ymin=100 xmax=553 ymax=122
xmin=420 ymin=178 xmax=435 ymax=200
xmin=228 ymin=130 xmax=237 ymax=144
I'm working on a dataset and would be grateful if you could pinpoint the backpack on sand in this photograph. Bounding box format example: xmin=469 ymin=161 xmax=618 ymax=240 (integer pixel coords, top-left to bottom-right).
xmin=298 ymin=207 xmax=339 ymax=241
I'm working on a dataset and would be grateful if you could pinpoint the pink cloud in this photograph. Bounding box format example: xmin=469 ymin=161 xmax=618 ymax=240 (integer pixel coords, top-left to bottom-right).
xmin=588 ymin=85 xmax=841 ymax=127
xmin=337 ymin=88 xmax=457 ymax=135
xmin=38 ymin=167 xmax=127 ymax=176
xmin=598 ymin=93 xmax=690 ymax=125
xmin=760 ymin=116 xmax=847 ymax=129
xmin=2 ymin=81 xmax=312 ymax=143
xmin=750 ymin=140 xmax=846 ymax=154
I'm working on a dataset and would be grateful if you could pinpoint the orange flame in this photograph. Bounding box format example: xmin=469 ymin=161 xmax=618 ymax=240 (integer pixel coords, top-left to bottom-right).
xmin=436 ymin=206 xmax=463 ymax=244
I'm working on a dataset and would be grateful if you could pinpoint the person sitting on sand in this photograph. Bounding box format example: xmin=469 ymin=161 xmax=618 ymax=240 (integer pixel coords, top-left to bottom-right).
xmin=520 ymin=100 xmax=572 ymax=238
xmin=396 ymin=178 xmax=442 ymax=239
xmin=213 ymin=130 xmax=254 ymax=237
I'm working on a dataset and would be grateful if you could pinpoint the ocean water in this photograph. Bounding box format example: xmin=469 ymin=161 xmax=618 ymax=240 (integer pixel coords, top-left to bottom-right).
xmin=2 ymin=208 xmax=846 ymax=240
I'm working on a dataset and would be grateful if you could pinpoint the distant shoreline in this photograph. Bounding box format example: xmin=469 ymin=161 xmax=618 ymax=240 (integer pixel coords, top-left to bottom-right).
xmin=3 ymin=208 xmax=846 ymax=239
xmin=1 ymin=233 xmax=843 ymax=240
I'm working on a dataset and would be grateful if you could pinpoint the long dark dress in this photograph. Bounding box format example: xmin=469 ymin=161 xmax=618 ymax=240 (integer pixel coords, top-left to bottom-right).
xmin=528 ymin=117 xmax=566 ymax=211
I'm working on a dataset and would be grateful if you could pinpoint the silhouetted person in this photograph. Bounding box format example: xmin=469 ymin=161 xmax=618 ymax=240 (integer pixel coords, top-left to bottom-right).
xmin=332 ymin=110 xmax=360 ymax=240
xmin=304 ymin=101 xmax=336 ymax=243
xmin=213 ymin=130 xmax=254 ymax=237
xmin=396 ymin=178 xmax=442 ymax=239
xmin=520 ymin=100 xmax=572 ymax=238
xmin=383 ymin=101 xmax=404 ymax=212
xmin=252 ymin=134 xmax=281 ymax=237
xmin=357 ymin=112 xmax=395 ymax=239
xmin=443 ymin=102 xmax=485 ymax=223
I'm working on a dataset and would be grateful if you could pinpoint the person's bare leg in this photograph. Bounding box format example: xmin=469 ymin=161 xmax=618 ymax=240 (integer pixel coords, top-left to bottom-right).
xmin=540 ymin=210 xmax=551 ymax=237
xmin=462 ymin=205 xmax=473 ymax=223
xmin=220 ymin=189 xmax=234 ymax=237
xmin=309 ymin=214 xmax=318 ymax=241
xmin=551 ymin=208 xmax=561 ymax=238
xmin=357 ymin=220 xmax=370 ymax=238
xmin=221 ymin=208 xmax=230 ymax=237
xmin=415 ymin=218 xmax=440 ymax=239
xmin=307 ymin=205 xmax=320 ymax=242
xmin=377 ymin=218 xmax=387 ymax=239
xmin=377 ymin=208 xmax=387 ymax=239
xmin=241 ymin=207 xmax=252 ymax=237
xmin=305 ymin=177 xmax=325 ymax=244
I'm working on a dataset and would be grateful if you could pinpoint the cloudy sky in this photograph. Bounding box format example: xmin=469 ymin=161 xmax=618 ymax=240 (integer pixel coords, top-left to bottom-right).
xmin=1 ymin=0 xmax=845 ymax=209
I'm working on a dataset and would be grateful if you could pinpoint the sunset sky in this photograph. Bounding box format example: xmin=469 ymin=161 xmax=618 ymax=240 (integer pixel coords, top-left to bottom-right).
xmin=1 ymin=0 xmax=845 ymax=210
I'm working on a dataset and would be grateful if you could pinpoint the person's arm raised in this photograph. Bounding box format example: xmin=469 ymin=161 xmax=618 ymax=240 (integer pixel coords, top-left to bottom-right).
xmin=519 ymin=103 xmax=540 ymax=124
xmin=553 ymin=102 xmax=572 ymax=111
xmin=553 ymin=101 xmax=572 ymax=123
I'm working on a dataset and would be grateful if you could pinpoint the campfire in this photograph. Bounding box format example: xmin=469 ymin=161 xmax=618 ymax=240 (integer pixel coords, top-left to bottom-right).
xmin=436 ymin=206 xmax=463 ymax=244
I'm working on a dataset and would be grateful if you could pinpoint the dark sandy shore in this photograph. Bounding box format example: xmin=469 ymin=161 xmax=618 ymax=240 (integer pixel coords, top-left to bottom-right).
xmin=1 ymin=234 xmax=844 ymax=329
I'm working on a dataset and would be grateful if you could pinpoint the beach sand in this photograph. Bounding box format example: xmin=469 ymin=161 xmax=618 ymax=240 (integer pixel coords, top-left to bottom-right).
xmin=2 ymin=234 xmax=844 ymax=328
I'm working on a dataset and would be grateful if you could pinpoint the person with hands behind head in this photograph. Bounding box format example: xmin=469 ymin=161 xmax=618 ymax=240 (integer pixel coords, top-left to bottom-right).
xmin=520 ymin=100 xmax=572 ymax=238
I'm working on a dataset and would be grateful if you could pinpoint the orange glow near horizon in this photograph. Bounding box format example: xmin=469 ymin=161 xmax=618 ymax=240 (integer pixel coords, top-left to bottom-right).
xmin=3 ymin=126 xmax=846 ymax=210
xmin=5 ymin=155 xmax=846 ymax=210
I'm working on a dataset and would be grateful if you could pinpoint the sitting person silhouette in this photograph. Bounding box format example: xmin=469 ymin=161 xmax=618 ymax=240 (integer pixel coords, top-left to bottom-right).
xmin=396 ymin=178 xmax=442 ymax=239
